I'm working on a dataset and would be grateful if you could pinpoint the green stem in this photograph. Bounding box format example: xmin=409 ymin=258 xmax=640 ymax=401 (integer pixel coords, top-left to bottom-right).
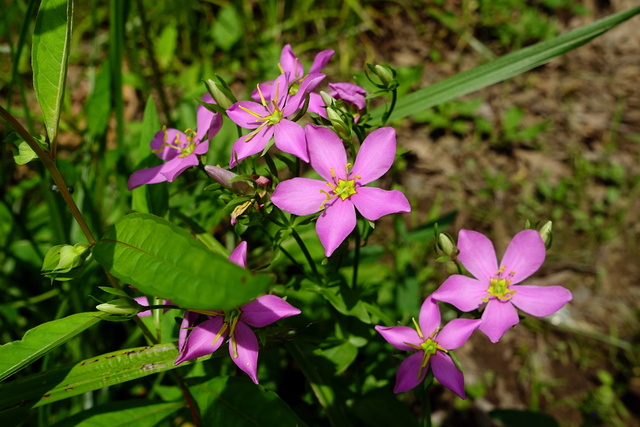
xmin=381 ymin=87 xmax=397 ymax=126
xmin=290 ymin=227 xmax=319 ymax=277
xmin=352 ymin=225 xmax=360 ymax=289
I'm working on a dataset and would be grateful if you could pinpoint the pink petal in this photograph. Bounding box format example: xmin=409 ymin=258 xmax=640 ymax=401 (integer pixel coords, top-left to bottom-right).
xmin=228 ymin=241 xmax=247 ymax=268
xmin=196 ymin=94 xmax=221 ymax=142
xmin=329 ymin=82 xmax=366 ymax=111
xmin=251 ymin=80 xmax=275 ymax=103
xmin=306 ymin=125 xmax=348 ymax=182
xmin=127 ymin=156 xmax=196 ymax=190
xmin=431 ymin=352 xmax=466 ymax=399
xmin=240 ymin=295 xmax=301 ymax=328
xmin=418 ymin=297 xmax=441 ymax=338
xmin=135 ymin=296 xmax=151 ymax=317
xmin=226 ymin=101 xmax=269 ymax=129
xmin=510 ymin=285 xmax=572 ymax=317
xmin=436 ymin=318 xmax=482 ymax=350
xmin=193 ymin=139 xmax=210 ymax=155
xmin=457 ymin=230 xmax=498 ymax=281
xmin=151 ymin=129 xmax=182 ymax=161
xmin=374 ymin=325 xmax=421 ymax=351
xmin=178 ymin=311 xmax=200 ymax=352
xmin=309 ymin=49 xmax=335 ymax=74
xmin=394 ymin=351 xmax=427 ymax=393
xmin=351 ymin=127 xmax=397 ymax=184
xmin=175 ymin=316 xmax=226 ymax=365
xmin=479 ymin=299 xmax=519 ymax=343
xmin=270 ymin=74 xmax=290 ymax=111
xmin=274 ymin=119 xmax=309 ymax=162
xmin=316 ymin=199 xmax=356 ymax=257
xmin=159 ymin=155 xmax=199 ymax=182
xmin=306 ymin=93 xmax=327 ymax=118
xmin=280 ymin=44 xmax=304 ymax=79
xmin=350 ymin=187 xmax=410 ymax=221
xmin=431 ymin=275 xmax=487 ymax=312
xmin=499 ymin=230 xmax=546 ymax=284
xmin=286 ymin=73 xmax=326 ymax=113
xmin=229 ymin=126 xmax=273 ymax=167
xmin=270 ymin=178 xmax=327 ymax=216
xmin=229 ymin=321 xmax=259 ymax=384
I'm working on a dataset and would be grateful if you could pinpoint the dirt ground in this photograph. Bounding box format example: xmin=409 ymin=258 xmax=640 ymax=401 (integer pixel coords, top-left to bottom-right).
xmin=364 ymin=0 xmax=640 ymax=425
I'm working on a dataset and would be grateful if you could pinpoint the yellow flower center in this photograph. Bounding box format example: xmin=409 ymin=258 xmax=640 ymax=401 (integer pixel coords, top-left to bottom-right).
xmin=404 ymin=318 xmax=447 ymax=380
xmin=483 ymin=266 xmax=517 ymax=301
xmin=318 ymin=163 xmax=361 ymax=209
xmin=152 ymin=127 xmax=198 ymax=157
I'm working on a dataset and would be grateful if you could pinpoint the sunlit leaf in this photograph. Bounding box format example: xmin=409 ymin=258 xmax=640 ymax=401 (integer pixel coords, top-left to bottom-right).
xmin=0 ymin=312 xmax=106 ymax=382
xmin=188 ymin=376 xmax=306 ymax=426
xmin=93 ymin=213 xmax=273 ymax=310
xmin=32 ymin=0 xmax=74 ymax=144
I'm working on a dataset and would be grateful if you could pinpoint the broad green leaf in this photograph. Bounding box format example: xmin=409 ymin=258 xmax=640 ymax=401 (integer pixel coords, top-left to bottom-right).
xmin=316 ymin=342 xmax=358 ymax=375
xmin=371 ymin=7 xmax=640 ymax=122
xmin=188 ymin=376 xmax=306 ymax=426
xmin=32 ymin=0 xmax=74 ymax=144
xmin=0 ymin=343 xmax=180 ymax=413
xmin=51 ymin=400 xmax=183 ymax=427
xmin=131 ymin=97 xmax=168 ymax=216
xmin=93 ymin=213 xmax=273 ymax=310
xmin=0 ymin=312 xmax=105 ymax=382
xmin=13 ymin=141 xmax=38 ymax=165
xmin=311 ymin=281 xmax=371 ymax=324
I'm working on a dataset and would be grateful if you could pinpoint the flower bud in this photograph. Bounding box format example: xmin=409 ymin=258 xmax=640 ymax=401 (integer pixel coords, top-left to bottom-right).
xmin=204 ymin=165 xmax=250 ymax=194
xmin=96 ymin=299 xmax=142 ymax=316
xmin=42 ymin=243 xmax=91 ymax=281
xmin=205 ymin=77 xmax=236 ymax=110
xmin=320 ymin=91 xmax=336 ymax=108
xmin=326 ymin=107 xmax=351 ymax=140
xmin=437 ymin=233 xmax=457 ymax=258
xmin=374 ymin=64 xmax=396 ymax=87
xmin=539 ymin=220 xmax=553 ymax=249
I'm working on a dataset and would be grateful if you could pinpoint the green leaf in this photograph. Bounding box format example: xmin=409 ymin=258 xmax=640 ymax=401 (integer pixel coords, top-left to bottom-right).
xmin=131 ymin=97 xmax=169 ymax=217
xmin=311 ymin=281 xmax=371 ymax=324
xmin=93 ymin=213 xmax=273 ymax=310
xmin=371 ymin=7 xmax=640 ymax=122
xmin=316 ymin=342 xmax=358 ymax=375
xmin=0 ymin=312 xmax=105 ymax=382
xmin=32 ymin=0 xmax=74 ymax=144
xmin=85 ymin=61 xmax=112 ymax=138
xmin=0 ymin=343 xmax=180 ymax=414
xmin=13 ymin=141 xmax=38 ymax=165
xmin=211 ymin=5 xmax=243 ymax=51
xmin=51 ymin=400 xmax=183 ymax=427
xmin=188 ymin=376 xmax=306 ymax=426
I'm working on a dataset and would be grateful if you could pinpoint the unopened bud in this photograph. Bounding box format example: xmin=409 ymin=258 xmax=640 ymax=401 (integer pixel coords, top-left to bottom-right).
xmin=539 ymin=221 xmax=552 ymax=249
xmin=205 ymin=165 xmax=250 ymax=194
xmin=326 ymin=107 xmax=351 ymax=140
xmin=205 ymin=78 xmax=236 ymax=110
xmin=374 ymin=65 xmax=395 ymax=87
xmin=320 ymin=91 xmax=336 ymax=108
xmin=96 ymin=299 xmax=142 ymax=316
xmin=42 ymin=243 xmax=91 ymax=281
xmin=437 ymin=233 xmax=457 ymax=258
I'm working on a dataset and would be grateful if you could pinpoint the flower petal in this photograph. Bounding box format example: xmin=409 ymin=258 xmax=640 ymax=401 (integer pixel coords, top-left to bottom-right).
xmin=309 ymin=49 xmax=335 ymax=74
xmin=175 ymin=316 xmax=226 ymax=365
xmin=274 ymin=119 xmax=309 ymax=162
xmin=500 ymin=230 xmax=546 ymax=284
xmin=228 ymin=241 xmax=247 ymax=268
xmin=351 ymin=127 xmax=396 ymax=184
xmin=437 ymin=318 xmax=482 ymax=350
xmin=240 ymin=295 xmax=301 ymax=328
xmin=150 ymin=129 xmax=182 ymax=161
xmin=286 ymin=73 xmax=326 ymax=113
xmin=196 ymin=93 xmax=222 ymax=142
xmin=457 ymin=229 xmax=498 ymax=281
xmin=394 ymin=351 xmax=427 ymax=393
xmin=350 ymin=187 xmax=410 ymax=221
xmin=418 ymin=297 xmax=441 ymax=338
xmin=127 ymin=156 xmax=196 ymax=190
xmin=227 ymin=101 xmax=269 ymax=129
xmin=306 ymin=125 xmax=348 ymax=181
xmin=280 ymin=44 xmax=304 ymax=79
xmin=229 ymin=321 xmax=259 ymax=384
xmin=479 ymin=299 xmax=519 ymax=343
xmin=374 ymin=325 xmax=421 ymax=351
xmin=431 ymin=352 xmax=466 ymax=399
xmin=316 ymin=199 xmax=356 ymax=257
xmin=271 ymin=178 xmax=327 ymax=216
xmin=510 ymin=285 xmax=572 ymax=317
xmin=159 ymin=155 xmax=199 ymax=182
xmin=329 ymin=82 xmax=366 ymax=111
xmin=251 ymin=80 xmax=275 ymax=103
xmin=229 ymin=126 xmax=273 ymax=167
xmin=431 ymin=275 xmax=487 ymax=312
xmin=306 ymin=93 xmax=327 ymax=118
xmin=178 ymin=311 xmax=200 ymax=352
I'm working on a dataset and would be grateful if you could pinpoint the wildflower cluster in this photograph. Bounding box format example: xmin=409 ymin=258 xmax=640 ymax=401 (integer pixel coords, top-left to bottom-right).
xmin=129 ymin=45 xmax=572 ymax=396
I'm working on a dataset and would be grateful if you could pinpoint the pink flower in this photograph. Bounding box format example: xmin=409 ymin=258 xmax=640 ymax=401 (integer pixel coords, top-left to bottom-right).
xmin=375 ymin=297 xmax=481 ymax=397
xmin=431 ymin=230 xmax=573 ymax=343
xmin=308 ymin=82 xmax=367 ymax=119
xmin=227 ymin=73 xmax=318 ymax=166
xmin=128 ymin=94 xmax=222 ymax=190
xmin=174 ymin=242 xmax=301 ymax=384
xmin=271 ymin=125 xmax=411 ymax=257
xmin=253 ymin=44 xmax=334 ymax=109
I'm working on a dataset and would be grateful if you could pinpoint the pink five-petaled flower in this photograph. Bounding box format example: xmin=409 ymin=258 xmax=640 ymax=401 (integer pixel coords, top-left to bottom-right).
xmin=270 ymin=125 xmax=411 ymax=257
xmin=174 ymin=242 xmax=301 ymax=384
xmin=431 ymin=229 xmax=573 ymax=343
xmin=227 ymin=73 xmax=318 ymax=167
xmin=375 ymin=297 xmax=481 ymax=397
xmin=128 ymin=94 xmax=222 ymax=190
